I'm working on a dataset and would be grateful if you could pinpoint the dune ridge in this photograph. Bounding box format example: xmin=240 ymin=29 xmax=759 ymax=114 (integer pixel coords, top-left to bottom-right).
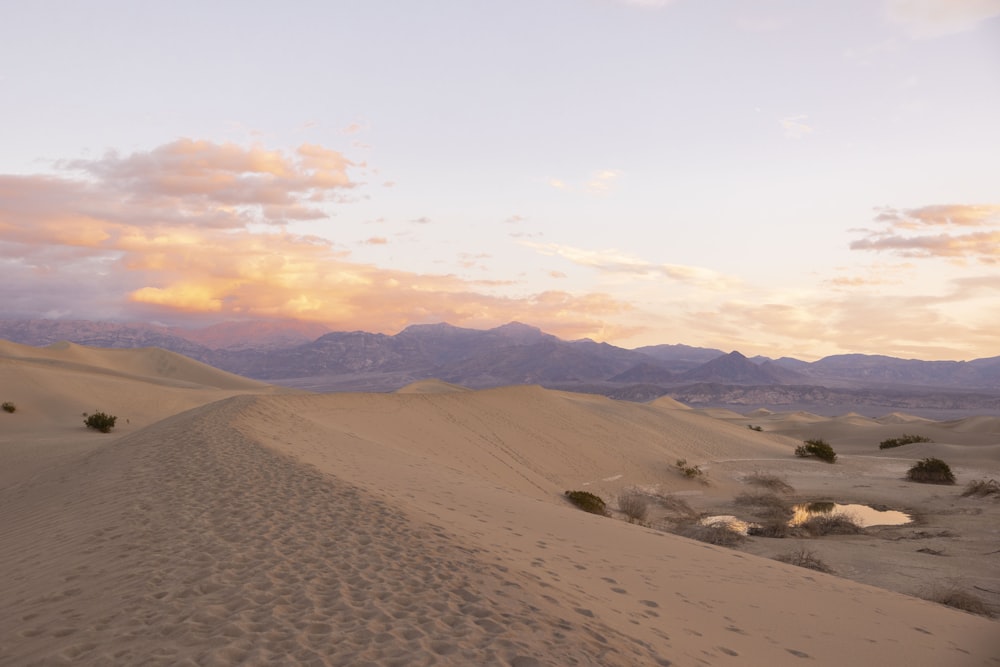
xmin=1 ymin=343 xmax=998 ymax=665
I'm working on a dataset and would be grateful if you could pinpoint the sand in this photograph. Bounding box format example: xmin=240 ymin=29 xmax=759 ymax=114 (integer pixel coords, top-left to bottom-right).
xmin=1 ymin=341 xmax=997 ymax=665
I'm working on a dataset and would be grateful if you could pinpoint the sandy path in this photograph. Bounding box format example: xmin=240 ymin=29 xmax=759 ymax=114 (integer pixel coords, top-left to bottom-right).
xmin=0 ymin=398 xmax=665 ymax=666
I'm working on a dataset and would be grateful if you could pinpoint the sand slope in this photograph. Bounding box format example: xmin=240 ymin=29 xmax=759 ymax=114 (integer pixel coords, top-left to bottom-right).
xmin=1 ymin=347 xmax=997 ymax=665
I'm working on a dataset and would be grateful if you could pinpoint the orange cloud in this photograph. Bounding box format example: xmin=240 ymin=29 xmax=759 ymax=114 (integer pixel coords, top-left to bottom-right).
xmin=0 ymin=140 xmax=637 ymax=339
xmin=851 ymin=204 xmax=1000 ymax=262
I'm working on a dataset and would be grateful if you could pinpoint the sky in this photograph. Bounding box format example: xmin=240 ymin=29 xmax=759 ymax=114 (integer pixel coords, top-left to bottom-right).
xmin=1 ymin=0 xmax=999 ymax=361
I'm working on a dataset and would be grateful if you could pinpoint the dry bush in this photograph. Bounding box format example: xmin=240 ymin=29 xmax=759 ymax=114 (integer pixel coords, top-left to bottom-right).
xmin=775 ymin=547 xmax=833 ymax=573
xmin=961 ymin=478 xmax=1000 ymax=498
xmin=794 ymin=439 xmax=837 ymax=463
xmin=1 ymin=401 xmax=15 ymax=414
xmin=649 ymin=493 xmax=699 ymax=519
xmin=919 ymin=582 xmax=993 ymax=618
xmin=674 ymin=458 xmax=707 ymax=482
xmin=735 ymin=492 xmax=791 ymax=511
xmin=618 ymin=490 xmax=649 ymax=524
xmin=677 ymin=521 xmax=746 ymax=547
xmin=743 ymin=472 xmax=794 ymax=494
xmin=800 ymin=512 xmax=864 ymax=536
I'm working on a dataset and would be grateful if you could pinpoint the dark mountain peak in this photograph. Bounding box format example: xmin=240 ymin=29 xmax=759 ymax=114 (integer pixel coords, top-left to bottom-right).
xmin=725 ymin=350 xmax=748 ymax=360
xmin=488 ymin=321 xmax=549 ymax=343
xmin=396 ymin=322 xmax=476 ymax=338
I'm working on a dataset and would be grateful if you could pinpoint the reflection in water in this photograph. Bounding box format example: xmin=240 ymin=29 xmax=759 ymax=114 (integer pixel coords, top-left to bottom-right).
xmin=790 ymin=503 xmax=911 ymax=528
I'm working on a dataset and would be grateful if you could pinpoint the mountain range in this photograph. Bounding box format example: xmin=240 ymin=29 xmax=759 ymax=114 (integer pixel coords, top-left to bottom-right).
xmin=2 ymin=318 xmax=999 ymax=417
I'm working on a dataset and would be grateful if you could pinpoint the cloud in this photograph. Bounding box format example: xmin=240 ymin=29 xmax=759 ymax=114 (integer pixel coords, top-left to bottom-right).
xmin=363 ymin=237 xmax=388 ymax=245
xmin=851 ymin=204 xmax=1000 ymax=262
xmin=885 ymin=0 xmax=1000 ymax=36
xmin=0 ymin=139 xmax=636 ymax=340
xmin=524 ymin=242 xmax=739 ymax=290
xmin=780 ymin=115 xmax=813 ymax=140
xmin=586 ymin=170 xmax=621 ymax=194
xmin=548 ymin=170 xmax=622 ymax=195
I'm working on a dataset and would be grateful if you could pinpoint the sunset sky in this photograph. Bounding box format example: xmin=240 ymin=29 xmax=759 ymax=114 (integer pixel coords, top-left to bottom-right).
xmin=1 ymin=1 xmax=998 ymax=361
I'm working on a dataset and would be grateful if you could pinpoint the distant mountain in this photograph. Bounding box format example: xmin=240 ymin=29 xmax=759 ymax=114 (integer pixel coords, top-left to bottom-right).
xmin=2 ymin=318 xmax=999 ymax=416
xmin=677 ymin=351 xmax=808 ymax=385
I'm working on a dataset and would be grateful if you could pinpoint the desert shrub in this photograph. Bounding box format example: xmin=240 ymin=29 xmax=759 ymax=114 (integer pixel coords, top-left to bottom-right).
xmin=617 ymin=490 xmax=649 ymax=524
xmin=743 ymin=471 xmax=794 ymax=494
xmin=1 ymin=402 xmax=15 ymax=413
xmin=748 ymin=515 xmax=792 ymax=538
xmin=734 ymin=492 xmax=791 ymax=511
xmin=906 ymin=458 xmax=955 ymax=485
xmin=879 ymin=434 xmax=932 ymax=449
xmin=919 ymin=582 xmax=993 ymax=618
xmin=677 ymin=521 xmax=746 ymax=547
xmin=648 ymin=493 xmax=698 ymax=518
xmin=83 ymin=411 xmax=117 ymax=433
xmin=961 ymin=478 xmax=1000 ymax=498
xmin=775 ymin=547 xmax=834 ymax=573
xmin=675 ymin=458 xmax=706 ymax=481
xmin=747 ymin=424 xmax=763 ymax=432
xmin=800 ymin=512 xmax=864 ymax=536
xmin=794 ymin=439 xmax=837 ymax=463
xmin=564 ymin=490 xmax=608 ymax=516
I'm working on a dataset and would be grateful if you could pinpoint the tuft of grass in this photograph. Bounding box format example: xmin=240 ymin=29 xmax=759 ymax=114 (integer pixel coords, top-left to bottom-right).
xmin=794 ymin=439 xmax=837 ymax=463
xmin=906 ymin=458 xmax=955 ymax=485
xmin=919 ymin=582 xmax=993 ymax=618
xmin=775 ymin=547 xmax=833 ymax=573
xmin=83 ymin=411 xmax=117 ymax=433
xmin=879 ymin=433 xmax=932 ymax=449
xmin=799 ymin=512 xmax=864 ymax=536
xmin=617 ymin=490 xmax=649 ymax=524
xmin=743 ymin=471 xmax=795 ymax=494
xmin=961 ymin=478 xmax=1000 ymax=498
xmin=648 ymin=493 xmax=698 ymax=518
xmin=677 ymin=521 xmax=747 ymax=547
xmin=1 ymin=401 xmax=15 ymax=413
xmin=564 ymin=490 xmax=609 ymax=516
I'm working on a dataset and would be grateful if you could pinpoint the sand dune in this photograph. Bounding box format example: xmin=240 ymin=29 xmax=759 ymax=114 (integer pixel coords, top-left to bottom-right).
xmin=1 ymin=344 xmax=998 ymax=665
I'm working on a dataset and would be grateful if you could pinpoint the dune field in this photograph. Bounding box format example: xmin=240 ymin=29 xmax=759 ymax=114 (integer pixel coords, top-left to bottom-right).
xmin=1 ymin=341 xmax=998 ymax=666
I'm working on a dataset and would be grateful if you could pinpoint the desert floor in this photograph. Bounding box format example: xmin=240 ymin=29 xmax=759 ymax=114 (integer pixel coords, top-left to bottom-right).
xmin=1 ymin=341 xmax=997 ymax=666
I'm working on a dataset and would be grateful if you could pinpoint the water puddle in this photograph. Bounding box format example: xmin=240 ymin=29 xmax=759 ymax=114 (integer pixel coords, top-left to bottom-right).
xmin=789 ymin=502 xmax=911 ymax=528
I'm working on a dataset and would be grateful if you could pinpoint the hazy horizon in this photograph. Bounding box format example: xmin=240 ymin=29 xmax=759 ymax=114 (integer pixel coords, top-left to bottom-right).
xmin=1 ymin=1 xmax=998 ymax=361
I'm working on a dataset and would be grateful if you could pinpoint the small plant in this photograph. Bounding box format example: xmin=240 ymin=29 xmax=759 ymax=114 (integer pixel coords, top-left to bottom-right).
xmin=83 ymin=411 xmax=118 ymax=433
xmin=961 ymin=478 xmax=1000 ymax=498
xmin=677 ymin=521 xmax=746 ymax=547
xmin=794 ymin=439 xmax=837 ymax=463
xmin=906 ymin=458 xmax=955 ymax=485
xmin=675 ymin=458 xmax=705 ymax=480
xmin=800 ymin=512 xmax=864 ymax=536
xmin=1 ymin=402 xmax=15 ymax=413
xmin=564 ymin=490 xmax=609 ymax=516
xmin=775 ymin=547 xmax=833 ymax=573
xmin=618 ymin=490 xmax=649 ymax=524
xmin=919 ymin=582 xmax=993 ymax=618
xmin=747 ymin=424 xmax=763 ymax=432
xmin=879 ymin=434 xmax=932 ymax=449
xmin=743 ymin=472 xmax=795 ymax=494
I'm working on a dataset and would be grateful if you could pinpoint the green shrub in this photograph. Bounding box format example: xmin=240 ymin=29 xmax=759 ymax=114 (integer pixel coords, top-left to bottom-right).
xmin=1 ymin=402 xmax=15 ymax=413
xmin=961 ymin=478 xmax=1000 ymax=498
xmin=564 ymin=490 xmax=608 ymax=516
xmin=747 ymin=424 xmax=763 ymax=432
xmin=794 ymin=439 xmax=837 ymax=463
xmin=83 ymin=411 xmax=117 ymax=433
xmin=906 ymin=458 xmax=955 ymax=485
xmin=879 ymin=434 xmax=932 ymax=449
